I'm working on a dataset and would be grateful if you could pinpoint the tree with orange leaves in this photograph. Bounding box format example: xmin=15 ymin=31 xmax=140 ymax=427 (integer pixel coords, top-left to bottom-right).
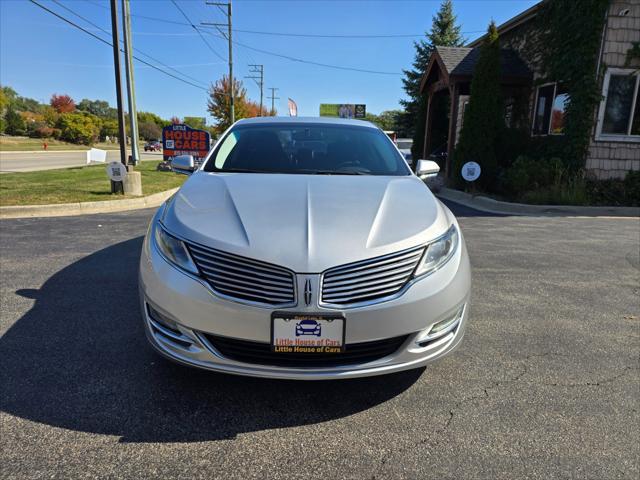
xmin=50 ymin=94 xmax=75 ymax=113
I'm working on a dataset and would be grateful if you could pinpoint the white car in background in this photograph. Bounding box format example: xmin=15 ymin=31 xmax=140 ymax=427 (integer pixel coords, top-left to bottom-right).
xmin=396 ymin=138 xmax=413 ymax=167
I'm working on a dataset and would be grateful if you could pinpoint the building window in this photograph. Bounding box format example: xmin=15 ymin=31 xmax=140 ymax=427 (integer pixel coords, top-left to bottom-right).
xmin=532 ymin=83 xmax=568 ymax=135
xmin=596 ymin=69 xmax=639 ymax=141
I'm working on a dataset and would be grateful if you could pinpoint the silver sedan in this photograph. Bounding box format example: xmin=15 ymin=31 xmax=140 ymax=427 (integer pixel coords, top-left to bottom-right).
xmin=139 ymin=117 xmax=471 ymax=380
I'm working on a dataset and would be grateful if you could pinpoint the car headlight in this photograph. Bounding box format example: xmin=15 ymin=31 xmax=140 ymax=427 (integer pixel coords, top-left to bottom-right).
xmin=153 ymin=222 xmax=199 ymax=275
xmin=414 ymin=225 xmax=458 ymax=277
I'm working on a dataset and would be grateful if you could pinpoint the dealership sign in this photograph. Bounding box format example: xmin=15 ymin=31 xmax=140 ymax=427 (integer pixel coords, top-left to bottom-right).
xmin=319 ymin=104 xmax=366 ymax=119
xmin=162 ymin=124 xmax=211 ymax=163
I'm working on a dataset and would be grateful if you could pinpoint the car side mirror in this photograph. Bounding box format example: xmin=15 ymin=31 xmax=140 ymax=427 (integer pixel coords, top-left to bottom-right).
xmin=172 ymin=155 xmax=195 ymax=175
xmin=415 ymin=159 xmax=440 ymax=178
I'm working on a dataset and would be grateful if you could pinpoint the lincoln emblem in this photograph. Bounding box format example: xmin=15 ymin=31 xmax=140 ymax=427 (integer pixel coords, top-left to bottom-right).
xmin=304 ymin=278 xmax=312 ymax=306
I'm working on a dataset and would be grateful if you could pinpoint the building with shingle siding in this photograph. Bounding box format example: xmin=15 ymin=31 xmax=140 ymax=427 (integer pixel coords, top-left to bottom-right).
xmin=419 ymin=0 xmax=639 ymax=181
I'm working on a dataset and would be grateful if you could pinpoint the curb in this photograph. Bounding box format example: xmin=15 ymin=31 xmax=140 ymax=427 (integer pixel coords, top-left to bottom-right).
xmin=0 ymin=188 xmax=179 ymax=219
xmin=437 ymin=187 xmax=640 ymax=218
xmin=0 ymin=149 xmax=98 ymax=154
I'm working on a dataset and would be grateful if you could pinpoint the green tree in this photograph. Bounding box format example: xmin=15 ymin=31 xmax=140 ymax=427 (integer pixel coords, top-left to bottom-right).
xmin=183 ymin=116 xmax=206 ymax=130
xmin=138 ymin=111 xmax=170 ymax=129
xmin=99 ymin=118 xmax=119 ymax=140
xmin=138 ymin=121 xmax=161 ymax=141
xmin=364 ymin=110 xmax=404 ymax=132
xmin=400 ymin=0 xmax=464 ymax=157
xmin=4 ymin=106 xmax=26 ymax=135
xmin=77 ymin=98 xmax=116 ymax=119
xmin=453 ymin=21 xmax=502 ymax=189
xmin=57 ymin=112 xmax=100 ymax=145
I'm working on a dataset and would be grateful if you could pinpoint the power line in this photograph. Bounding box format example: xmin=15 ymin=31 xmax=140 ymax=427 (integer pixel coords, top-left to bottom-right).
xmin=84 ymin=2 xmax=483 ymax=39
xmin=230 ymin=37 xmax=402 ymax=75
xmin=28 ymin=0 xmax=208 ymax=91
xmin=51 ymin=0 xmax=209 ymax=88
xmin=220 ymin=28 xmax=487 ymax=39
xmin=170 ymin=0 xmax=226 ymax=62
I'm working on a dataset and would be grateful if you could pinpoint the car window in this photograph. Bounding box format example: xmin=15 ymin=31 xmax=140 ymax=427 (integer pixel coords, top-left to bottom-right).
xmin=397 ymin=141 xmax=412 ymax=150
xmin=204 ymin=123 xmax=410 ymax=176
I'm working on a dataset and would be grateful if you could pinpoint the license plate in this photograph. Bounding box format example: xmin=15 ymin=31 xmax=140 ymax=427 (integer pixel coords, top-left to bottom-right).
xmin=271 ymin=312 xmax=345 ymax=354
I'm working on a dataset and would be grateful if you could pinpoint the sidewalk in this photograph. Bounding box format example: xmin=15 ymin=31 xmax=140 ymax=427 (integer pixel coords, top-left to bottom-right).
xmin=0 ymin=188 xmax=178 ymax=219
xmin=437 ymin=187 xmax=640 ymax=217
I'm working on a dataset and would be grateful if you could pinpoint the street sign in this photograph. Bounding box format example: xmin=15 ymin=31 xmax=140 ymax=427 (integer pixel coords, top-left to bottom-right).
xmin=461 ymin=161 xmax=481 ymax=182
xmin=106 ymin=161 xmax=127 ymax=182
xmin=162 ymin=123 xmax=211 ymax=165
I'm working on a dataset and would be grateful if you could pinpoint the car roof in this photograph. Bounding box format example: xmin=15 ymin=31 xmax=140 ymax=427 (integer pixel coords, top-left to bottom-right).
xmin=234 ymin=116 xmax=378 ymax=129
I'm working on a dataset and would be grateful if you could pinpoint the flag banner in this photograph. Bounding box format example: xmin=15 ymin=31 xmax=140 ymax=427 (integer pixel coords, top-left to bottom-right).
xmin=288 ymin=98 xmax=298 ymax=117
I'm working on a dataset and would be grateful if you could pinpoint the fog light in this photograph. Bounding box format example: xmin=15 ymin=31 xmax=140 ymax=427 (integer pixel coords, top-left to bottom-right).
xmin=415 ymin=305 xmax=464 ymax=347
xmin=147 ymin=304 xmax=179 ymax=331
xmin=429 ymin=306 xmax=463 ymax=335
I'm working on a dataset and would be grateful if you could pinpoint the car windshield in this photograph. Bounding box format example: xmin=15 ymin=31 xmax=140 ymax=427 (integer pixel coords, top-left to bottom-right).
xmin=203 ymin=123 xmax=410 ymax=176
xmin=397 ymin=141 xmax=412 ymax=150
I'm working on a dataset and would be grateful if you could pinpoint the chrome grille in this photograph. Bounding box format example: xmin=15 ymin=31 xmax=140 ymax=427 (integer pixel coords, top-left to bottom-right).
xmin=321 ymin=246 xmax=425 ymax=307
xmin=186 ymin=243 xmax=296 ymax=306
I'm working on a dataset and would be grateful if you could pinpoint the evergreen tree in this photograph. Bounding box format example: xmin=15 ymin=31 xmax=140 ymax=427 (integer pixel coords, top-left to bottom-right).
xmin=453 ymin=21 xmax=503 ymax=189
xmin=4 ymin=106 xmax=26 ymax=136
xmin=400 ymin=0 xmax=463 ymax=158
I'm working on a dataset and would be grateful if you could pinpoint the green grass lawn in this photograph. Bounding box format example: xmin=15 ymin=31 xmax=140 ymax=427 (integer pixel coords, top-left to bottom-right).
xmin=0 ymin=161 xmax=186 ymax=206
xmin=0 ymin=135 xmax=145 ymax=152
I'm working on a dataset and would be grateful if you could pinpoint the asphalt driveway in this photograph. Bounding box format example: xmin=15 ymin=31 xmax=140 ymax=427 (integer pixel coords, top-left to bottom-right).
xmin=0 ymin=203 xmax=638 ymax=479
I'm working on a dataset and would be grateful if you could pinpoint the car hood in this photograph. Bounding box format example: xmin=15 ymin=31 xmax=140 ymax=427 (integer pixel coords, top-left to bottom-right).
xmin=162 ymin=172 xmax=451 ymax=272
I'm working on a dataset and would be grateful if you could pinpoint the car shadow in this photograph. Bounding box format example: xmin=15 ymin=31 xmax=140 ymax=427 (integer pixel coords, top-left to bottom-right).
xmin=439 ymin=198 xmax=507 ymax=218
xmin=0 ymin=237 xmax=422 ymax=443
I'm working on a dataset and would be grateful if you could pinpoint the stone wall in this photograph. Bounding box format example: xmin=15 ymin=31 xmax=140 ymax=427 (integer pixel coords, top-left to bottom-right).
xmin=586 ymin=0 xmax=640 ymax=180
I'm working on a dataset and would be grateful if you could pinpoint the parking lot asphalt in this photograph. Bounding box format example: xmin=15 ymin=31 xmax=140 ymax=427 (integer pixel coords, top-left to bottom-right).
xmin=0 ymin=202 xmax=638 ymax=479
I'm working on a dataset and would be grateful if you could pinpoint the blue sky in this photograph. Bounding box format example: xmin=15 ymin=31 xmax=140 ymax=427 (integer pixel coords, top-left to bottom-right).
xmin=0 ymin=0 xmax=538 ymax=122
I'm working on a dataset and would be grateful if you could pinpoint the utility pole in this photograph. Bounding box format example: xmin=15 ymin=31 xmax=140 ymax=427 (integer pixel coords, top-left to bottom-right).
xmin=109 ymin=0 xmax=127 ymax=167
xmin=203 ymin=1 xmax=234 ymax=123
xmin=245 ymin=64 xmax=264 ymax=115
xmin=122 ymin=0 xmax=139 ymax=166
xmin=267 ymin=87 xmax=279 ymax=116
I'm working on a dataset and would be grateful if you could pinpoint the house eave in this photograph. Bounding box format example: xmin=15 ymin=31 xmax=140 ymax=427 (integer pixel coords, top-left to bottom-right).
xmin=466 ymin=0 xmax=545 ymax=48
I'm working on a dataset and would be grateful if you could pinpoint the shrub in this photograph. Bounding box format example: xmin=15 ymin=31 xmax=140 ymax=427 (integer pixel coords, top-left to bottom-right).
xmin=586 ymin=171 xmax=640 ymax=207
xmin=503 ymin=156 xmax=565 ymax=196
xmin=623 ymin=170 xmax=640 ymax=205
xmin=33 ymin=126 xmax=54 ymax=138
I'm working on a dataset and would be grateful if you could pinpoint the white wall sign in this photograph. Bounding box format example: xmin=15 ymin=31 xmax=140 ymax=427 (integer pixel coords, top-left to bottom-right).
xmin=86 ymin=148 xmax=108 ymax=164
xmin=461 ymin=161 xmax=481 ymax=182
xmin=106 ymin=162 xmax=127 ymax=182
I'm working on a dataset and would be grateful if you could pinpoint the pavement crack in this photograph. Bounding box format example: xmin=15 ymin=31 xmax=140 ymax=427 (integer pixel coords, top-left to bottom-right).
xmin=542 ymin=365 xmax=639 ymax=388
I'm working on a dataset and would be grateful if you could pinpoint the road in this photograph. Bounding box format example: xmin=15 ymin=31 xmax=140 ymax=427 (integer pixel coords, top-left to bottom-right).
xmin=0 ymin=150 xmax=162 ymax=173
xmin=0 ymin=203 xmax=638 ymax=479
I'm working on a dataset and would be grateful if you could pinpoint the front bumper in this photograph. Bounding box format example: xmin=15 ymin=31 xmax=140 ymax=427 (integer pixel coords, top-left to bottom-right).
xmin=139 ymin=220 xmax=471 ymax=380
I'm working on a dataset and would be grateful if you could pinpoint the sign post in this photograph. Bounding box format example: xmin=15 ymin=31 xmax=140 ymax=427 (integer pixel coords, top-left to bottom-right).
xmin=162 ymin=124 xmax=211 ymax=169
xmin=107 ymin=161 xmax=128 ymax=194
xmin=461 ymin=161 xmax=481 ymax=193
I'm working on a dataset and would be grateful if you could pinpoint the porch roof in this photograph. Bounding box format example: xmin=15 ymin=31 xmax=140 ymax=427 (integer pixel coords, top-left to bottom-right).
xmin=420 ymin=46 xmax=532 ymax=93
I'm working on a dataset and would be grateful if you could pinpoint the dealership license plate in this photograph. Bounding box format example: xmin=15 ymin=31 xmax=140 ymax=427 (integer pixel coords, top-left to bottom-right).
xmin=271 ymin=313 xmax=346 ymax=354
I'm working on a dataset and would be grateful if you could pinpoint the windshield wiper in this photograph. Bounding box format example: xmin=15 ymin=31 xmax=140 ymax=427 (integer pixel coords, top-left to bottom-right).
xmin=218 ymin=168 xmax=278 ymax=174
xmin=297 ymin=169 xmax=369 ymax=175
